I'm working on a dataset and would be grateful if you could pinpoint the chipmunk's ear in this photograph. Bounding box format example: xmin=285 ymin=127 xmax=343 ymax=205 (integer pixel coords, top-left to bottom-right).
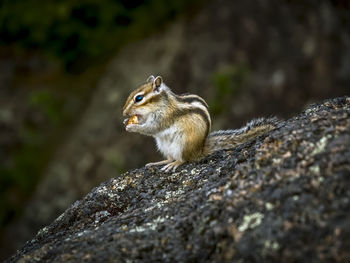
xmin=146 ymin=75 xmax=155 ymax=83
xmin=154 ymin=76 xmax=163 ymax=89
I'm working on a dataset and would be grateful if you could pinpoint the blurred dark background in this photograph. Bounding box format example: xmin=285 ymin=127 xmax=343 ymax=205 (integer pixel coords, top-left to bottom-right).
xmin=0 ymin=0 xmax=349 ymax=260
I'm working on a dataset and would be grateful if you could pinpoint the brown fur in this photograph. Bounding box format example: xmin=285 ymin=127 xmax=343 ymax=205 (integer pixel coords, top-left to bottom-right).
xmin=179 ymin=113 xmax=208 ymax=161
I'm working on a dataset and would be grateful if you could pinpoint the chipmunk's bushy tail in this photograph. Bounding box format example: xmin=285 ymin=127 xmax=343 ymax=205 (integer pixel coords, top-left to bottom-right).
xmin=204 ymin=117 xmax=279 ymax=155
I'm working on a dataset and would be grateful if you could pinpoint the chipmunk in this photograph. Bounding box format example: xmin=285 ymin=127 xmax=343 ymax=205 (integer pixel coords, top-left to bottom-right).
xmin=123 ymin=75 xmax=277 ymax=172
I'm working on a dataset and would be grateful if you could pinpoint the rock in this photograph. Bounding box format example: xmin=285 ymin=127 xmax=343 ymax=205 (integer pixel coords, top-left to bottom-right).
xmin=5 ymin=97 xmax=350 ymax=262
xmin=3 ymin=0 xmax=350 ymax=258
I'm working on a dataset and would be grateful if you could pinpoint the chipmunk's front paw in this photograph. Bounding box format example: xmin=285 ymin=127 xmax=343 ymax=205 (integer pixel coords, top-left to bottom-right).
xmin=125 ymin=123 xmax=138 ymax=132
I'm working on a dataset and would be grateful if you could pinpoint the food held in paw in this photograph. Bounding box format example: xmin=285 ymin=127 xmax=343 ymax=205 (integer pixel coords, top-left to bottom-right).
xmin=127 ymin=115 xmax=139 ymax=125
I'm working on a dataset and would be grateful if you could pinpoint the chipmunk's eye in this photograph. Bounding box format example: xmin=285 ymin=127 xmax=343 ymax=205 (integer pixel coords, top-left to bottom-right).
xmin=135 ymin=95 xmax=143 ymax=102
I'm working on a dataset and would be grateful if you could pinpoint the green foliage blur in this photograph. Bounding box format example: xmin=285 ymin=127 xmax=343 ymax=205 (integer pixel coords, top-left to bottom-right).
xmin=0 ymin=88 xmax=72 ymax=231
xmin=210 ymin=64 xmax=251 ymax=116
xmin=0 ymin=0 xmax=204 ymax=234
xmin=0 ymin=0 xmax=200 ymax=71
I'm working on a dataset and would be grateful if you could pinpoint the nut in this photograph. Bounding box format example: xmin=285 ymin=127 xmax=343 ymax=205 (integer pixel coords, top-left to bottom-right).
xmin=127 ymin=115 xmax=139 ymax=125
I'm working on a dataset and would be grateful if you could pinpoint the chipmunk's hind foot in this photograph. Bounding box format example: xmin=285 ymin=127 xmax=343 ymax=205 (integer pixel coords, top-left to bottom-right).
xmin=146 ymin=159 xmax=173 ymax=168
xmin=160 ymin=160 xmax=184 ymax=173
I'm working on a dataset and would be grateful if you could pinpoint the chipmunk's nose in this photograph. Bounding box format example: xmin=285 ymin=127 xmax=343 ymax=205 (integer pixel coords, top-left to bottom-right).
xmin=122 ymin=108 xmax=130 ymax=117
xmin=122 ymin=100 xmax=130 ymax=115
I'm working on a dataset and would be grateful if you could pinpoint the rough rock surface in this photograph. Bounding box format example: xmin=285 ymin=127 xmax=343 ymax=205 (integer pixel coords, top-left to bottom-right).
xmin=5 ymin=97 xmax=350 ymax=262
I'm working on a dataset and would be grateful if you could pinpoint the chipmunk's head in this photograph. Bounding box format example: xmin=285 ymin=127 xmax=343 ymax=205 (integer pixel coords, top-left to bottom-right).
xmin=122 ymin=75 xmax=169 ymax=133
